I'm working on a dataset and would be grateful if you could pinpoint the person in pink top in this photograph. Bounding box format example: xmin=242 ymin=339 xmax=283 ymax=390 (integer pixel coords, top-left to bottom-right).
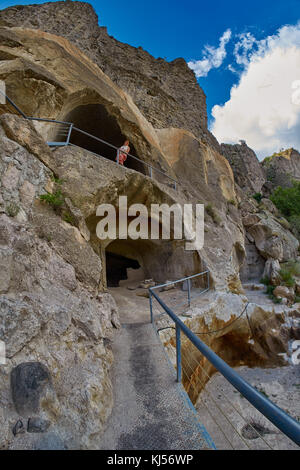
xmin=116 ymin=140 xmax=130 ymax=165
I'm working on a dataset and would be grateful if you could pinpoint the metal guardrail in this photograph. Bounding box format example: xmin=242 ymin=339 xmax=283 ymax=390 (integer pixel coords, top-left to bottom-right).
xmin=149 ymin=271 xmax=210 ymax=322
xmin=0 ymin=90 xmax=178 ymax=189
xmin=148 ymin=272 xmax=300 ymax=447
xmin=72 ymin=126 xmax=177 ymax=188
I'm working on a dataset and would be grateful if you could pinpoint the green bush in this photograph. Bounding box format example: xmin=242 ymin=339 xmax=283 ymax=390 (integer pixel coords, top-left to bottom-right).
xmin=278 ymin=261 xmax=300 ymax=290
xmin=269 ymin=181 xmax=300 ymax=241
xmin=279 ymin=268 xmax=296 ymax=287
xmin=260 ymin=277 xmax=282 ymax=303
xmin=266 ymin=284 xmax=275 ymax=296
xmin=270 ymin=181 xmax=300 ymax=218
xmin=39 ymin=190 xmax=64 ymax=208
xmin=253 ymin=193 xmax=263 ymax=203
xmin=281 ymin=260 xmax=300 ymax=277
xmin=260 ymin=277 xmax=270 ymax=286
xmin=50 ymin=175 xmax=64 ymax=185
xmin=289 ymin=215 xmax=300 ymax=237
xmin=272 ymin=296 xmax=283 ymax=304
xmin=63 ymin=211 xmax=75 ymax=225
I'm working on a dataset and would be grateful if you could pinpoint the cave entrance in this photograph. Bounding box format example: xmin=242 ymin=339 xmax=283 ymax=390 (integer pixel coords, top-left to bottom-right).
xmin=105 ymin=239 xmax=146 ymax=288
xmin=62 ymin=103 xmax=145 ymax=174
xmin=106 ymin=252 xmax=141 ymax=287
xmin=103 ymin=237 xmax=200 ymax=289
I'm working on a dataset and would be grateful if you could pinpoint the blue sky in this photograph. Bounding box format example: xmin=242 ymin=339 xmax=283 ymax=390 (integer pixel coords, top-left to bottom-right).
xmin=94 ymin=0 xmax=300 ymax=124
xmin=1 ymin=0 xmax=300 ymax=156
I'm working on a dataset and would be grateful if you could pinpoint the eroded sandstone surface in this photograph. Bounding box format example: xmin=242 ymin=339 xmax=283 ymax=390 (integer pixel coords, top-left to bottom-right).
xmin=262 ymin=148 xmax=300 ymax=189
xmin=0 ymin=1 xmax=210 ymax=141
xmin=0 ymin=1 xmax=299 ymax=450
xmin=221 ymin=141 xmax=266 ymax=195
xmin=0 ymin=117 xmax=119 ymax=450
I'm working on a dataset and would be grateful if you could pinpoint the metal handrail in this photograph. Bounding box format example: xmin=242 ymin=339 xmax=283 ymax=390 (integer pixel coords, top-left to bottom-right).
xmin=149 ymin=275 xmax=300 ymax=447
xmin=151 ymin=270 xmax=210 ymax=290
xmin=0 ymin=90 xmax=178 ymax=188
xmin=72 ymin=126 xmax=177 ymax=184
xmin=28 ymin=116 xmax=73 ymax=125
xmin=150 ymin=271 xmax=210 ymax=320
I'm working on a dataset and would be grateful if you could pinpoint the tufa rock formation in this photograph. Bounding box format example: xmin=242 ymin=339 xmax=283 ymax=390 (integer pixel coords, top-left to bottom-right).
xmin=262 ymin=148 xmax=300 ymax=189
xmin=221 ymin=141 xmax=266 ymax=195
xmin=0 ymin=22 xmax=244 ymax=290
xmin=0 ymin=0 xmax=299 ymax=450
xmin=0 ymin=1 xmax=214 ymax=144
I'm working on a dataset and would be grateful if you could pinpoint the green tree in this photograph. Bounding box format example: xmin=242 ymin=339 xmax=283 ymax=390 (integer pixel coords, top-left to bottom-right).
xmin=270 ymin=181 xmax=300 ymax=217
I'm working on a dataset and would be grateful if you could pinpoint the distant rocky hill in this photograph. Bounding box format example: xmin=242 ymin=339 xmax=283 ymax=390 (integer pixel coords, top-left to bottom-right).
xmin=221 ymin=142 xmax=300 ymax=196
xmin=262 ymin=148 xmax=300 ymax=188
xmin=220 ymin=141 xmax=266 ymax=194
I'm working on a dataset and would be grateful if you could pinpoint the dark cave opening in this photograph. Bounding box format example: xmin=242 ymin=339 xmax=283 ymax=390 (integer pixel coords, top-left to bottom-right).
xmin=106 ymin=251 xmax=141 ymax=287
xmin=62 ymin=103 xmax=146 ymax=174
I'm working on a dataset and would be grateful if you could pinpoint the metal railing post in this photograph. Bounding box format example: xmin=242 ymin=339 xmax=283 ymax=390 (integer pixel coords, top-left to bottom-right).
xmin=149 ymin=290 xmax=154 ymax=323
xmin=187 ymin=279 xmax=191 ymax=307
xmin=66 ymin=123 xmax=73 ymax=145
xmin=176 ymin=324 xmax=182 ymax=383
xmin=117 ymin=149 xmax=120 ymax=165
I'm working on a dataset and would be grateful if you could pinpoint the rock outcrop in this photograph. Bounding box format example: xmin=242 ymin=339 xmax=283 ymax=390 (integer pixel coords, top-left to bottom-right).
xmin=220 ymin=141 xmax=266 ymax=194
xmin=243 ymin=211 xmax=298 ymax=262
xmin=239 ymin=195 xmax=299 ymax=282
xmin=0 ymin=0 xmax=299 ymax=451
xmin=0 ymin=1 xmax=214 ymax=145
xmin=0 ymin=24 xmax=245 ymax=290
xmin=0 ymin=107 xmax=243 ymax=448
xmin=262 ymin=148 xmax=300 ymax=188
xmin=0 ymin=118 xmax=119 ymax=450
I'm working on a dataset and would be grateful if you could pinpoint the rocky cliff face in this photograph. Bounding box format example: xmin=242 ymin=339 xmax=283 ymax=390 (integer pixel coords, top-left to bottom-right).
xmin=0 ymin=24 xmax=245 ymax=290
xmin=221 ymin=141 xmax=266 ymax=194
xmin=0 ymin=1 xmax=299 ymax=450
xmin=262 ymin=148 xmax=300 ymax=188
xmin=0 ymin=1 xmax=213 ymax=144
xmin=220 ymin=142 xmax=300 ymax=284
xmin=0 ymin=116 xmax=120 ymax=449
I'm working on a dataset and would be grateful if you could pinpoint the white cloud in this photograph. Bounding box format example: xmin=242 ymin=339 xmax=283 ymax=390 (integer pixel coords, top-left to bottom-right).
xmin=188 ymin=29 xmax=232 ymax=77
xmin=211 ymin=22 xmax=300 ymax=159
xmin=233 ymin=32 xmax=257 ymax=66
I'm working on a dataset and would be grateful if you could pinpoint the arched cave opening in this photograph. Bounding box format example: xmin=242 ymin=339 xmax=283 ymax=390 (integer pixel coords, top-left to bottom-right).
xmin=103 ymin=237 xmax=203 ymax=289
xmin=105 ymin=239 xmax=146 ymax=288
xmin=106 ymin=251 xmax=141 ymax=287
xmin=62 ymin=103 xmax=146 ymax=174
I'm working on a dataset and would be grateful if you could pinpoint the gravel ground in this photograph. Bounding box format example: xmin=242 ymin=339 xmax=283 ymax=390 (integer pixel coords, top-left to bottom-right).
xmin=196 ymin=365 xmax=300 ymax=450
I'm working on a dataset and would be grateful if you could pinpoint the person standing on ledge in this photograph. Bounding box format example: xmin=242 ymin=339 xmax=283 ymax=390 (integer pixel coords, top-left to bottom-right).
xmin=116 ymin=140 xmax=130 ymax=165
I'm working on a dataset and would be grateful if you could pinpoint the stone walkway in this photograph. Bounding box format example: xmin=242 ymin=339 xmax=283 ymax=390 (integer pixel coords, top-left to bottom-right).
xmin=100 ymin=285 xmax=215 ymax=450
